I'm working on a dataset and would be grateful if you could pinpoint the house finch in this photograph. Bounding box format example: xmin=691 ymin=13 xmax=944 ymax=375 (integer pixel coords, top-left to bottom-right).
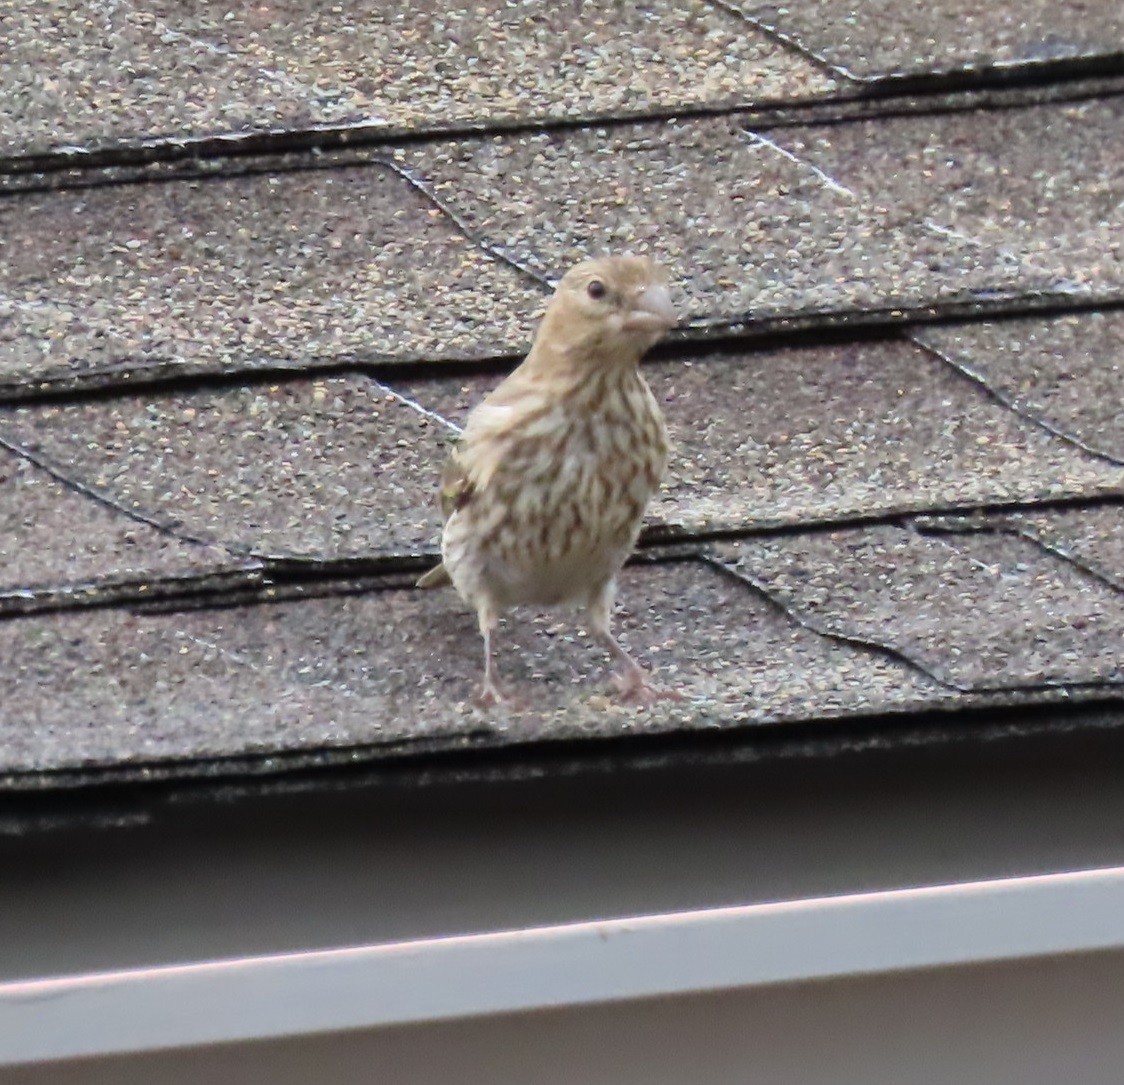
xmin=417 ymin=254 xmax=678 ymax=706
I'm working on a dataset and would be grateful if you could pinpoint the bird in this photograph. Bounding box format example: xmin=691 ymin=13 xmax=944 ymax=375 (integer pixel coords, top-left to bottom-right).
xmin=417 ymin=254 xmax=679 ymax=706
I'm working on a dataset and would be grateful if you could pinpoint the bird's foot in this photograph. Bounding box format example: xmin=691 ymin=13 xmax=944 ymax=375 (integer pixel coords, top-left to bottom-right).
xmin=475 ymin=681 xmax=525 ymax=711
xmin=475 ymin=683 xmax=505 ymax=708
xmin=611 ymin=667 xmax=684 ymax=705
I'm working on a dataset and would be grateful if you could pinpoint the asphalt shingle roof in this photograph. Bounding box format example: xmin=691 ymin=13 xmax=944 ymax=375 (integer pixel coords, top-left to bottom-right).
xmin=0 ymin=376 xmax=450 ymax=561
xmin=730 ymin=0 xmax=1124 ymax=80
xmin=1 ymin=0 xmax=836 ymax=158
xmin=0 ymin=2 xmax=1121 ymax=790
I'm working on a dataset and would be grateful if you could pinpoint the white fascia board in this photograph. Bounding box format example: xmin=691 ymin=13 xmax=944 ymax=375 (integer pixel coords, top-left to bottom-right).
xmin=4 ymin=865 xmax=1124 ymax=1065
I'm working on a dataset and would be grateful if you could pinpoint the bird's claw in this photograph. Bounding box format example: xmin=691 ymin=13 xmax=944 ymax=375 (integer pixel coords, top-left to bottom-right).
xmin=475 ymin=683 xmax=526 ymax=711
xmin=611 ymin=669 xmax=684 ymax=705
xmin=476 ymin=683 xmax=505 ymax=708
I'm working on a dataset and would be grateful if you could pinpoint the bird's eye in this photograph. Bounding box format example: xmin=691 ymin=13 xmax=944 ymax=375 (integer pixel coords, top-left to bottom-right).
xmin=586 ymin=280 xmax=606 ymax=300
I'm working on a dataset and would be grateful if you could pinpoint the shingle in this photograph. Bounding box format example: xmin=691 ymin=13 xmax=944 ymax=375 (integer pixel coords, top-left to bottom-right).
xmin=714 ymin=526 xmax=1124 ymax=691
xmin=208 ymin=0 xmax=836 ymax=131
xmin=0 ymin=560 xmax=948 ymax=777
xmin=392 ymin=339 xmax=1124 ymax=537
xmin=1010 ymin=504 xmax=1124 ymax=589
xmin=389 ymin=111 xmax=1090 ymax=329
xmin=912 ymin=310 xmax=1124 ymax=464
xmin=0 ymin=0 xmax=835 ymax=159
xmin=0 ymin=376 xmax=449 ymax=562
xmin=0 ymin=4 xmax=286 ymax=159
xmin=6 ymin=100 xmax=1119 ymax=391
xmin=651 ymin=343 xmax=1124 ymax=528
xmin=2 ymin=5 xmax=1121 ymax=791
xmin=0 ymin=444 xmax=247 ymax=604
xmin=731 ymin=0 xmax=1124 ymax=79
xmin=765 ymin=97 xmax=1124 ymax=294
xmin=9 ymin=332 xmax=1114 ymax=593
xmin=0 ymin=164 xmax=546 ymax=389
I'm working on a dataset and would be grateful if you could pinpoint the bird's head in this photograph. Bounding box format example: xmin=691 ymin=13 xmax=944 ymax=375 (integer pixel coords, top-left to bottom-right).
xmin=537 ymin=254 xmax=677 ymax=366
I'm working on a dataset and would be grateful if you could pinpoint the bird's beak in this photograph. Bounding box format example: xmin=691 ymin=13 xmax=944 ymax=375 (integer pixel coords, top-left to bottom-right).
xmin=622 ymin=283 xmax=677 ymax=333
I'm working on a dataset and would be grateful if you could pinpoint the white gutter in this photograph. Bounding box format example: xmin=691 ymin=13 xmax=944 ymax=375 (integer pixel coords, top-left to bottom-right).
xmin=4 ymin=865 xmax=1124 ymax=1066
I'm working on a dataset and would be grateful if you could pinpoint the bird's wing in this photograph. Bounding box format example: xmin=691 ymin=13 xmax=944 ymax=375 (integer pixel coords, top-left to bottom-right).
xmin=438 ymin=440 xmax=475 ymax=518
xmin=437 ymin=394 xmax=522 ymax=514
xmin=440 ymin=369 xmax=545 ymax=514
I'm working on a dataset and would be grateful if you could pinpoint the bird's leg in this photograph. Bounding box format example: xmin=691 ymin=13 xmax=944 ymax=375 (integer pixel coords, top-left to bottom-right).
xmin=476 ymin=604 xmax=508 ymax=707
xmin=586 ymin=583 xmax=681 ymax=704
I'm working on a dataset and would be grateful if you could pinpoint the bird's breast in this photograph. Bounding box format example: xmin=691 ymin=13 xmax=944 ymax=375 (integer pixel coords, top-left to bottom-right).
xmin=443 ymin=371 xmax=669 ymax=607
xmin=503 ymin=379 xmax=665 ymax=550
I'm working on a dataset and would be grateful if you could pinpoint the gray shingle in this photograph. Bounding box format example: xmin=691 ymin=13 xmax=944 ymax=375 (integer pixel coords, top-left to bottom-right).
xmin=765 ymin=97 xmax=1124 ymax=294
xmin=1011 ymin=504 xmax=1124 ymax=589
xmin=391 ymin=103 xmax=1119 ymax=330
xmin=714 ymin=525 xmax=1124 ymax=690
xmin=5 ymin=99 xmax=1120 ymax=391
xmin=731 ymin=0 xmax=1124 ymax=79
xmin=913 ymin=310 xmax=1124 ymax=464
xmin=0 ymin=0 xmax=835 ymax=158
xmin=0 ymin=164 xmax=546 ymax=389
xmin=394 ymin=339 xmax=1124 ymax=539
xmin=0 ymin=376 xmax=449 ymax=562
xmin=0 ymin=443 xmax=249 ymax=604
xmin=0 ymin=560 xmax=950 ymax=778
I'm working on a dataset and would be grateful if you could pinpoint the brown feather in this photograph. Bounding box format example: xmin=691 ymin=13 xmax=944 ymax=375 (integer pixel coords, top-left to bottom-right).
xmin=431 ymin=254 xmax=679 ymax=702
xmin=438 ymin=446 xmax=474 ymax=518
xmin=416 ymin=563 xmax=452 ymax=589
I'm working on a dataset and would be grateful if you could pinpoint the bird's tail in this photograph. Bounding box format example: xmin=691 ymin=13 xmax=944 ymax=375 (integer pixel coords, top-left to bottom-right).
xmin=416 ymin=562 xmax=452 ymax=589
